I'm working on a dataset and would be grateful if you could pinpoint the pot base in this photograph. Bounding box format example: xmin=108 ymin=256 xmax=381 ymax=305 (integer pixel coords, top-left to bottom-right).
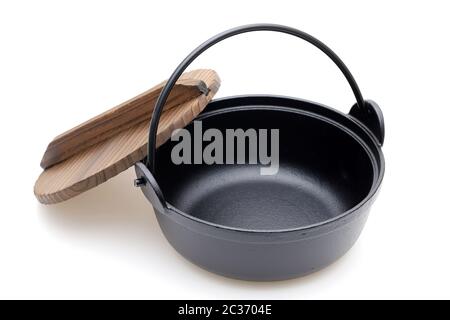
xmin=173 ymin=166 xmax=349 ymax=231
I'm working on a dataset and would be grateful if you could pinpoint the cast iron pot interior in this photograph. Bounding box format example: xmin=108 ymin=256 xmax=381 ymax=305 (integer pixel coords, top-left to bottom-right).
xmin=155 ymin=99 xmax=376 ymax=231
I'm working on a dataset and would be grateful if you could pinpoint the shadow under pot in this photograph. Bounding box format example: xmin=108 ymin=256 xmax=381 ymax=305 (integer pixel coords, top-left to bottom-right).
xmin=135 ymin=24 xmax=385 ymax=281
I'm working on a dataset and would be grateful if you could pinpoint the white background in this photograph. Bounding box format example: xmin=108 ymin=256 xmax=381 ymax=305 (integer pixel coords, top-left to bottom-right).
xmin=1 ymin=0 xmax=449 ymax=299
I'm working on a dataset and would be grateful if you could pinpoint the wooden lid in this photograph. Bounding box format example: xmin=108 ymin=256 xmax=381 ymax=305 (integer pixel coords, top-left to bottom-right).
xmin=34 ymin=69 xmax=220 ymax=204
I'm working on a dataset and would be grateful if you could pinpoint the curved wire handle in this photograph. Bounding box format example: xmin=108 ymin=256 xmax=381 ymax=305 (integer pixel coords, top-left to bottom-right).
xmin=147 ymin=23 xmax=366 ymax=172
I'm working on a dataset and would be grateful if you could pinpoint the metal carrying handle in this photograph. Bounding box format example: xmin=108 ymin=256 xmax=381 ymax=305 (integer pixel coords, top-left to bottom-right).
xmin=147 ymin=23 xmax=367 ymax=172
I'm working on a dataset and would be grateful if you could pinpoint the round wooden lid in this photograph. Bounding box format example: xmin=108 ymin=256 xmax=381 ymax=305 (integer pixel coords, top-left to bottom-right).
xmin=34 ymin=69 xmax=220 ymax=204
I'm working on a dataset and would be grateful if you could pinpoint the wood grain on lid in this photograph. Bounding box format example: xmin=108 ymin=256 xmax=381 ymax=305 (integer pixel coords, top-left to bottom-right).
xmin=41 ymin=76 xmax=209 ymax=169
xmin=34 ymin=69 xmax=220 ymax=204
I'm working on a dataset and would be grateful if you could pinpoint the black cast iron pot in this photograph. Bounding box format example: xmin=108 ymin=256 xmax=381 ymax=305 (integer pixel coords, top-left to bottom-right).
xmin=134 ymin=24 xmax=385 ymax=281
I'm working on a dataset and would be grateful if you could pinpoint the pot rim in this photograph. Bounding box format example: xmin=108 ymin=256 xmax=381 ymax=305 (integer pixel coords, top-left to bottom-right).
xmin=153 ymin=94 xmax=385 ymax=235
